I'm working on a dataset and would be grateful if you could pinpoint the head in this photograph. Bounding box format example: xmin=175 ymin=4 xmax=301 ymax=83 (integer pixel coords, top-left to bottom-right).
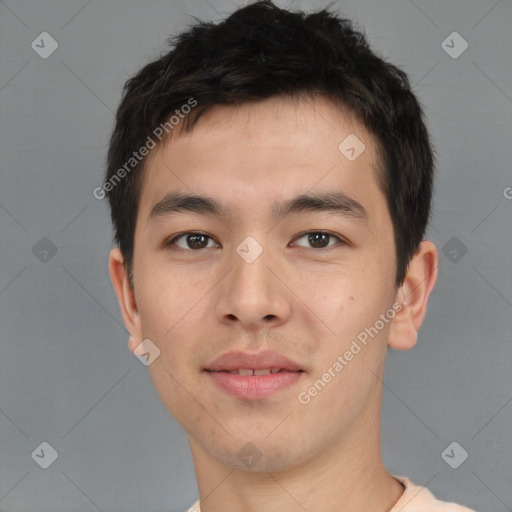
xmin=107 ymin=1 xmax=437 ymax=473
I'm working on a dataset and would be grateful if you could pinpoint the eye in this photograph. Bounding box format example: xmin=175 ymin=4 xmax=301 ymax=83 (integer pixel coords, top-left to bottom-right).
xmin=166 ymin=232 xmax=218 ymax=251
xmin=293 ymin=231 xmax=346 ymax=250
xmin=165 ymin=230 xmax=347 ymax=252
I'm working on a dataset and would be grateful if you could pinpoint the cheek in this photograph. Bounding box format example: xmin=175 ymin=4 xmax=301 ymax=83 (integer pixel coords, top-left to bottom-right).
xmin=136 ymin=271 xmax=215 ymax=383
xmin=137 ymin=265 xmax=203 ymax=335
xmin=311 ymin=272 xmax=392 ymax=370
xmin=294 ymin=267 xmax=355 ymax=309
xmin=308 ymin=273 xmax=363 ymax=321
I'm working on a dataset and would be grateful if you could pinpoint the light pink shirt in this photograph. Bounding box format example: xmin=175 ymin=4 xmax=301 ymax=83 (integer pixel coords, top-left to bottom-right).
xmin=390 ymin=476 xmax=477 ymax=511
xmin=186 ymin=475 xmax=477 ymax=511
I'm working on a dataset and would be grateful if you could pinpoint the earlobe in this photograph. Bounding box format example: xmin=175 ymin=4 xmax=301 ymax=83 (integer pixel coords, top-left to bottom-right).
xmin=108 ymin=248 xmax=143 ymax=350
xmin=128 ymin=336 xmax=139 ymax=352
xmin=388 ymin=240 xmax=438 ymax=351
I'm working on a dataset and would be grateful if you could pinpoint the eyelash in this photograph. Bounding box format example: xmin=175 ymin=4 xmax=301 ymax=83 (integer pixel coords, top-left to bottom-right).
xmin=165 ymin=230 xmax=348 ymax=252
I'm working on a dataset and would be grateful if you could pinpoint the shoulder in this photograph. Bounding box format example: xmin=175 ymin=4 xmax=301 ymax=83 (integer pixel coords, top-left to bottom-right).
xmin=391 ymin=475 xmax=478 ymax=512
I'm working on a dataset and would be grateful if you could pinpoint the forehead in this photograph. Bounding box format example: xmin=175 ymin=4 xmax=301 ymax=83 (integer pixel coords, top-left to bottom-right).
xmin=137 ymin=95 xmax=385 ymax=225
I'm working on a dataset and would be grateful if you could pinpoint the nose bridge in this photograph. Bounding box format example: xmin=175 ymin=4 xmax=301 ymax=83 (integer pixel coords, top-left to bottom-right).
xmin=215 ymin=234 xmax=291 ymax=328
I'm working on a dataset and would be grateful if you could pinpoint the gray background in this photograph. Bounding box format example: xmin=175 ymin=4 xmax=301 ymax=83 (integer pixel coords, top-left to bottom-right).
xmin=1 ymin=0 xmax=511 ymax=511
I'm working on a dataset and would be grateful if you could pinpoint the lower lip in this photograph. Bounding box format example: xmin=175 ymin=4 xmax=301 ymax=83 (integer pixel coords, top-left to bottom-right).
xmin=205 ymin=370 xmax=303 ymax=400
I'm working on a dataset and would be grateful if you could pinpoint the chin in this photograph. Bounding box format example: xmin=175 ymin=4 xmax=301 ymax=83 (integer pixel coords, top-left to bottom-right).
xmin=217 ymin=443 xmax=306 ymax=473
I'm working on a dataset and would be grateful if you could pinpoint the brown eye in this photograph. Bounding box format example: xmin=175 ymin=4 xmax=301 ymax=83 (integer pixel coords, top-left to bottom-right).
xmin=294 ymin=231 xmax=345 ymax=250
xmin=168 ymin=232 xmax=217 ymax=250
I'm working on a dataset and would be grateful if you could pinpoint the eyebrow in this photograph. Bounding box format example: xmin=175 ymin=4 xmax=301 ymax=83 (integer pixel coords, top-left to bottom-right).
xmin=148 ymin=190 xmax=368 ymax=224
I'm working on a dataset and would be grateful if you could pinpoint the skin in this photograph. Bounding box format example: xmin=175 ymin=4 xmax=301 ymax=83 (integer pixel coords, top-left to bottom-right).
xmin=109 ymin=95 xmax=438 ymax=512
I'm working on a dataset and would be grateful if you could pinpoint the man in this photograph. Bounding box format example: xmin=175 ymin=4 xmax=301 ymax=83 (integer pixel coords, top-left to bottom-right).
xmin=105 ymin=1 xmax=477 ymax=510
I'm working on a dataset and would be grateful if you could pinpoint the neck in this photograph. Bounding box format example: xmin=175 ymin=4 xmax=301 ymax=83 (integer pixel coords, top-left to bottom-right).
xmin=187 ymin=394 xmax=405 ymax=512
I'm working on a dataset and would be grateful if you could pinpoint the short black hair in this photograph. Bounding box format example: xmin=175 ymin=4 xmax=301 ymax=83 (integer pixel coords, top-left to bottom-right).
xmin=104 ymin=0 xmax=435 ymax=288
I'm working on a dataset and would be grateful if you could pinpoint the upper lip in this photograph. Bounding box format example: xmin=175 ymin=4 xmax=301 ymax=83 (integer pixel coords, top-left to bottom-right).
xmin=204 ymin=350 xmax=303 ymax=372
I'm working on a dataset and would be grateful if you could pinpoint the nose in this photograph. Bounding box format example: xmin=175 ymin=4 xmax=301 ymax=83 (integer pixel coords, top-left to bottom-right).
xmin=215 ymin=241 xmax=292 ymax=331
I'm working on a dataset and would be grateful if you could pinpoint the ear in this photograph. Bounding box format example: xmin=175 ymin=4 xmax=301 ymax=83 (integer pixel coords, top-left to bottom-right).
xmin=388 ymin=240 xmax=438 ymax=351
xmin=109 ymin=248 xmax=143 ymax=353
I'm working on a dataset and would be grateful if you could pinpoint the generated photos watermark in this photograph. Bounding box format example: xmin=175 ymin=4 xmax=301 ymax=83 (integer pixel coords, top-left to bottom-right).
xmin=297 ymin=301 xmax=403 ymax=405
xmin=93 ymin=97 xmax=198 ymax=200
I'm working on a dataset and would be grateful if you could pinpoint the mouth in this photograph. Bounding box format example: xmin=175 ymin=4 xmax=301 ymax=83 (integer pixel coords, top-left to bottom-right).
xmin=203 ymin=349 xmax=305 ymax=400
xmin=203 ymin=349 xmax=304 ymax=373
xmin=205 ymin=369 xmax=304 ymax=400
xmin=205 ymin=368 xmax=304 ymax=375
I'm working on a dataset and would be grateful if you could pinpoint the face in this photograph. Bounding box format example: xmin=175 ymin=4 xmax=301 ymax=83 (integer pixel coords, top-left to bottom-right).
xmin=124 ymin=95 xmax=402 ymax=471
